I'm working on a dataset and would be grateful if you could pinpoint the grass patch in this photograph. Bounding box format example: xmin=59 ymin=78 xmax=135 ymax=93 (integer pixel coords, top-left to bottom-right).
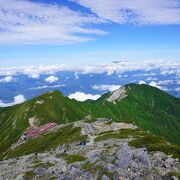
xmin=102 ymin=145 xmax=116 ymax=155
xmin=49 ymin=177 xmax=57 ymax=180
xmin=83 ymin=162 xmax=97 ymax=174
xmin=35 ymin=175 xmax=48 ymax=180
xmin=105 ymin=121 xmax=113 ymax=125
xmin=95 ymin=128 xmax=146 ymax=142
xmin=129 ymin=134 xmax=180 ymax=159
xmin=33 ymin=162 xmax=55 ymax=168
xmin=64 ymin=154 xmax=86 ymax=164
xmin=83 ymin=162 xmax=112 ymax=179
xmin=32 ymin=157 xmax=42 ymax=164
xmin=168 ymin=171 xmax=180 ymax=179
xmin=95 ymin=127 xmax=180 ymax=159
xmin=23 ymin=171 xmax=34 ymax=180
xmin=84 ymin=118 xmax=96 ymax=123
xmin=6 ymin=124 xmax=87 ymax=159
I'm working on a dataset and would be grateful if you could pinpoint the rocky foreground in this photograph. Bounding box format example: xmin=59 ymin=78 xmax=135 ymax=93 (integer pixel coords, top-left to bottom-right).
xmin=0 ymin=119 xmax=179 ymax=180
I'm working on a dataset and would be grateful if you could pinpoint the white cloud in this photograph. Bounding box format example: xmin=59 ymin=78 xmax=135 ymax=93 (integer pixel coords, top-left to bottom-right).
xmin=160 ymin=67 xmax=180 ymax=77
xmin=175 ymin=87 xmax=180 ymax=92
xmin=74 ymin=72 xmax=79 ymax=80
xmin=45 ymin=76 xmax=58 ymax=83
xmin=133 ymin=73 xmax=156 ymax=77
xmin=92 ymin=84 xmax=121 ymax=91
xmin=69 ymin=92 xmax=100 ymax=101
xmin=144 ymin=73 xmax=156 ymax=76
xmin=0 ymin=76 xmax=13 ymax=83
xmin=14 ymin=95 xmax=26 ymax=104
xmin=176 ymin=80 xmax=180 ymax=85
xmin=146 ymin=77 xmax=158 ymax=81
xmin=138 ymin=80 xmax=146 ymax=85
xmin=30 ymin=84 xmax=64 ymax=90
xmin=149 ymin=81 xmax=163 ymax=90
xmin=73 ymin=0 xmax=180 ymax=25
xmin=158 ymin=80 xmax=173 ymax=85
xmin=29 ymin=74 xmax=40 ymax=79
xmin=0 ymin=0 xmax=106 ymax=45
xmin=0 ymin=95 xmax=25 ymax=107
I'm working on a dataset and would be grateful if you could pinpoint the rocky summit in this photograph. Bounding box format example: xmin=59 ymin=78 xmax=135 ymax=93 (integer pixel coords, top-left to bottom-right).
xmin=0 ymin=118 xmax=179 ymax=180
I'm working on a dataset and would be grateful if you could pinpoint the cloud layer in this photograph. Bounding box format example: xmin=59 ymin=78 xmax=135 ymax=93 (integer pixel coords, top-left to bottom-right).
xmin=0 ymin=60 xmax=179 ymax=77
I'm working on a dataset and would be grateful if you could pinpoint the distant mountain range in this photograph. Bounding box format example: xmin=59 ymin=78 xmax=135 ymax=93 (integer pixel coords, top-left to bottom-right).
xmin=0 ymin=83 xmax=180 ymax=160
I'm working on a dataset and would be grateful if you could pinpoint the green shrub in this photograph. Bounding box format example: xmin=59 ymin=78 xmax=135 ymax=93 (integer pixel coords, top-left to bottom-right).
xmin=95 ymin=128 xmax=146 ymax=142
xmin=129 ymin=134 xmax=180 ymax=159
xmin=33 ymin=162 xmax=54 ymax=168
xmin=23 ymin=171 xmax=34 ymax=180
xmin=168 ymin=171 xmax=180 ymax=179
xmin=64 ymin=154 xmax=86 ymax=164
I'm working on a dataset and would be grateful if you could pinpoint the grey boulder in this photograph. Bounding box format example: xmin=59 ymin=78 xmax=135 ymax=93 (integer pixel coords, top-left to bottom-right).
xmin=116 ymin=143 xmax=133 ymax=169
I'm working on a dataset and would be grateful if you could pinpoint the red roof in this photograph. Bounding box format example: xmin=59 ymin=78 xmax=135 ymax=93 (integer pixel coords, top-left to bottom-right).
xmin=24 ymin=123 xmax=57 ymax=137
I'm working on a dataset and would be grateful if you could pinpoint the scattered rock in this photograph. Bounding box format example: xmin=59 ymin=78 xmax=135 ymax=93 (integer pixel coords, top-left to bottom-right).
xmin=88 ymin=150 xmax=101 ymax=163
xmin=102 ymin=175 xmax=110 ymax=180
xmin=34 ymin=167 xmax=47 ymax=175
xmin=105 ymin=163 xmax=117 ymax=173
xmin=171 ymin=176 xmax=179 ymax=180
xmin=132 ymin=148 xmax=151 ymax=167
xmin=105 ymin=156 xmax=115 ymax=163
xmin=116 ymin=143 xmax=132 ymax=169
xmin=70 ymin=165 xmax=81 ymax=176
xmin=83 ymin=124 xmax=94 ymax=136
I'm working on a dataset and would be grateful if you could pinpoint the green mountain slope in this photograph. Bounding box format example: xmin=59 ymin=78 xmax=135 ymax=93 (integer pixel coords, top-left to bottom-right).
xmin=0 ymin=84 xmax=180 ymax=159
xmin=0 ymin=91 xmax=87 ymax=158
xmin=94 ymin=84 xmax=180 ymax=144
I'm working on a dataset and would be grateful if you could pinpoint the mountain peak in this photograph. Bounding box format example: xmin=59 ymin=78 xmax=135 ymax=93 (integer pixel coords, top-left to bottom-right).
xmin=106 ymin=86 xmax=127 ymax=102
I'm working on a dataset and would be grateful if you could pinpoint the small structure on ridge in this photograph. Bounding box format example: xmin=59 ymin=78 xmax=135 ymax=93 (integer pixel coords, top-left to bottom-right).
xmin=22 ymin=123 xmax=57 ymax=140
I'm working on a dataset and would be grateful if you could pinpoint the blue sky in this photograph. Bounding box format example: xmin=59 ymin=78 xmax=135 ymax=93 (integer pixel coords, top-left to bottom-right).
xmin=0 ymin=0 xmax=180 ymax=66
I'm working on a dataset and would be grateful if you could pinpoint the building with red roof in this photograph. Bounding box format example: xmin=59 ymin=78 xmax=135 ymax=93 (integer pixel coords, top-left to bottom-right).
xmin=22 ymin=123 xmax=57 ymax=140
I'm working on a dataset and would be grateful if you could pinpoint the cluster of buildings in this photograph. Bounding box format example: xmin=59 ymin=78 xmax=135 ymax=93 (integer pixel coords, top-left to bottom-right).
xmin=22 ymin=123 xmax=57 ymax=140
